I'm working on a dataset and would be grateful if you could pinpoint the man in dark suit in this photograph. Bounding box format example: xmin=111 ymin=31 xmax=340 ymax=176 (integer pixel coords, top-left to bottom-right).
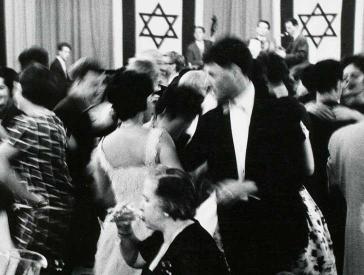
xmin=185 ymin=26 xmax=212 ymax=69
xmin=182 ymin=37 xmax=308 ymax=274
xmin=50 ymin=42 xmax=72 ymax=100
xmin=284 ymin=18 xmax=309 ymax=70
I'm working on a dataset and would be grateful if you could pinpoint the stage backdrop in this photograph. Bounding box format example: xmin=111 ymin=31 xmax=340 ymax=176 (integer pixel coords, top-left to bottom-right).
xmin=280 ymin=0 xmax=363 ymax=63
xmin=122 ymin=0 xmax=195 ymax=65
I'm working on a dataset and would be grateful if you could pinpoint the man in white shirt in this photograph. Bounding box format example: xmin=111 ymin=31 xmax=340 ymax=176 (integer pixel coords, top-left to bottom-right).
xmin=182 ymin=37 xmax=309 ymax=275
xmin=50 ymin=42 xmax=72 ymax=101
xmin=185 ymin=26 xmax=212 ymax=69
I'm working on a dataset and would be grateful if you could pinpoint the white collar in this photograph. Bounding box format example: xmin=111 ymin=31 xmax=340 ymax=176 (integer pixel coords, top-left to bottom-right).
xmin=229 ymin=81 xmax=255 ymax=115
xmin=56 ymin=56 xmax=67 ymax=72
xmin=56 ymin=56 xmax=66 ymax=65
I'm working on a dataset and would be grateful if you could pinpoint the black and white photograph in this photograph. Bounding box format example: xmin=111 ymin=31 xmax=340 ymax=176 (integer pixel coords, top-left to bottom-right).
xmin=0 ymin=0 xmax=363 ymax=274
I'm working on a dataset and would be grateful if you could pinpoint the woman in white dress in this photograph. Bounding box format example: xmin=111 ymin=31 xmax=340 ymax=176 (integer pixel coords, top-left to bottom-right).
xmin=90 ymin=70 xmax=182 ymax=275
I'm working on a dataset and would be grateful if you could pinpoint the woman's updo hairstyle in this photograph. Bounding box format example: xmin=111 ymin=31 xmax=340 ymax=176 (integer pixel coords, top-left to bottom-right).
xmin=150 ymin=166 xmax=199 ymax=220
xmin=106 ymin=70 xmax=153 ymax=121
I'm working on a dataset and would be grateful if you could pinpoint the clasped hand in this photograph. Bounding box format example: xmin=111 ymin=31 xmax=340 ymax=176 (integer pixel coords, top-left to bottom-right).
xmin=112 ymin=204 xmax=136 ymax=236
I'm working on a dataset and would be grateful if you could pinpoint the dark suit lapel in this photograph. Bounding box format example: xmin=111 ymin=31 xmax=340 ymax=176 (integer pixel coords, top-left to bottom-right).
xmin=245 ymin=95 xmax=270 ymax=191
xmin=192 ymin=42 xmax=202 ymax=60
xmin=213 ymin=106 xmax=239 ymax=181
xmin=56 ymin=59 xmax=68 ymax=79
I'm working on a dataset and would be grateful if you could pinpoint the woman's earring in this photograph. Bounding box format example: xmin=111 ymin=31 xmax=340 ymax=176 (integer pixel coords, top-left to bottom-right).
xmin=163 ymin=212 xmax=169 ymax=217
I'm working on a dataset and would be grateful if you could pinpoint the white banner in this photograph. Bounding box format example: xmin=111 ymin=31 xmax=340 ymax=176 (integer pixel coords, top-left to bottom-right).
xmin=135 ymin=0 xmax=183 ymax=54
xmin=294 ymin=0 xmax=342 ymax=63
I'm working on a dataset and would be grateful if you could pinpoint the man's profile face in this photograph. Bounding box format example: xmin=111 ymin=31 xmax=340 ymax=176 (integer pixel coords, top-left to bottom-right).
xmin=204 ymin=62 xmax=240 ymax=104
xmin=59 ymin=46 xmax=71 ymax=61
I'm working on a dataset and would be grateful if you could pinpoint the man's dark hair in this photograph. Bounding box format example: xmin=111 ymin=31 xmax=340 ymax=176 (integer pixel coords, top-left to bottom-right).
xmin=285 ymin=18 xmax=298 ymax=26
xmin=313 ymin=59 xmax=342 ymax=94
xmin=69 ymin=57 xmax=103 ymax=81
xmin=57 ymin=42 xmax=72 ymax=51
xmin=194 ymin=26 xmax=206 ymax=33
xmin=258 ymin=19 xmax=270 ymax=30
xmin=18 ymin=46 xmax=49 ymax=70
xmin=300 ymin=64 xmax=316 ymax=93
xmin=20 ymin=63 xmax=59 ymax=109
xmin=203 ymin=36 xmax=253 ymax=79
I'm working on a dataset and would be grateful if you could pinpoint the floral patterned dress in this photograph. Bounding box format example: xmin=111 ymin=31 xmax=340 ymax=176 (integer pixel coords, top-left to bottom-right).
xmin=291 ymin=186 xmax=337 ymax=275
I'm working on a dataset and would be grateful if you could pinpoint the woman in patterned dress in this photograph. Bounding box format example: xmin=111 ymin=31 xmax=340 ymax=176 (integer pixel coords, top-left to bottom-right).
xmin=0 ymin=63 xmax=74 ymax=272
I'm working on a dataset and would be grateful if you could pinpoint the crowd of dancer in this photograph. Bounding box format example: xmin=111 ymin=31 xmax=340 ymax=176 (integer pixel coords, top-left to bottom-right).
xmin=0 ymin=20 xmax=364 ymax=275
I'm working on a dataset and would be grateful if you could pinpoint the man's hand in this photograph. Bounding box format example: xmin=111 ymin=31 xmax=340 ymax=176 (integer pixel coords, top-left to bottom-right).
xmin=333 ymin=105 xmax=364 ymax=122
xmin=305 ymin=102 xmax=335 ymax=121
xmin=216 ymin=179 xmax=258 ymax=204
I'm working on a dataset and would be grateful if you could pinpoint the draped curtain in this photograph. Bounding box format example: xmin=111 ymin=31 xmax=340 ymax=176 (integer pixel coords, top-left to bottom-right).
xmin=203 ymin=0 xmax=276 ymax=42
xmin=5 ymin=0 xmax=113 ymax=71
xmin=5 ymin=0 xmax=37 ymax=70
xmin=36 ymin=0 xmax=113 ymax=69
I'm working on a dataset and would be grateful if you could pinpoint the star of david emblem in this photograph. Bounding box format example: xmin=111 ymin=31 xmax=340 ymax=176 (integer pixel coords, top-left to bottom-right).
xmin=298 ymin=3 xmax=337 ymax=48
xmin=139 ymin=3 xmax=178 ymax=49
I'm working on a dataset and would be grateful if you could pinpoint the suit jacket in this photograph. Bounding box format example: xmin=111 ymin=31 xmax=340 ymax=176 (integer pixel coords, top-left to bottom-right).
xmin=50 ymin=58 xmax=70 ymax=101
xmin=307 ymin=109 xmax=350 ymax=209
xmin=328 ymin=122 xmax=364 ymax=275
xmin=182 ymin=95 xmax=308 ymax=274
xmin=285 ymin=34 xmax=309 ymax=68
xmin=185 ymin=40 xmax=213 ymax=67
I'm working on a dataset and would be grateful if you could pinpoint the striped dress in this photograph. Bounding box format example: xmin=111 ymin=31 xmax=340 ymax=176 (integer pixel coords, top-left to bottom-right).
xmin=6 ymin=113 xmax=74 ymax=261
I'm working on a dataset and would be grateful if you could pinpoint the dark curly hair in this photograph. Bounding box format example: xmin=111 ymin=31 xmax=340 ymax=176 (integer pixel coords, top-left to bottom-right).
xmin=203 ymin=36 xmax=253 ymax=79
xmin=106 ymin=70 xmax=153 ymax=121
xmin=150 ymin=166 xmax=199 ymax=220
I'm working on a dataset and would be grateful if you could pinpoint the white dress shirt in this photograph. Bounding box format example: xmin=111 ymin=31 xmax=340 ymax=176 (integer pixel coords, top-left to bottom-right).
xmin=229 ymin=81 xmax=255 ymax=181
xmin=196 ymin=82 xmax=255 ymax=237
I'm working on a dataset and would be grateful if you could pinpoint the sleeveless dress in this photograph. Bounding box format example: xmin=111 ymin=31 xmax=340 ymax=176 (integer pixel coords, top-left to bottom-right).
xmin=94 ymin=128 xmax=164 ymax=275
